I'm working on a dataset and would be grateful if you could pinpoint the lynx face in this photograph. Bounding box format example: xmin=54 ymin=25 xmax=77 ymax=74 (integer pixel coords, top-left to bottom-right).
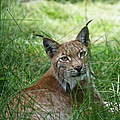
xmin=52 ymin=41 xmax=89 ymax=91
xmin=43 ymin=22 xmax=91 ymax=92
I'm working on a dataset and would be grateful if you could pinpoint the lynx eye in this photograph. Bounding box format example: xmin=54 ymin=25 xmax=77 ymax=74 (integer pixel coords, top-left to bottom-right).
xmin=59 ymin=56 xmax=70 ymax=62
xmin=78 ymin=51 xmax=87 ymax=58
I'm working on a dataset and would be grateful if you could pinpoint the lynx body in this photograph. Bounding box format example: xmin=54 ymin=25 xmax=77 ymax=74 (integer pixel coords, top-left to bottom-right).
xmin=9 ymin=21 xmax=104 ymax=120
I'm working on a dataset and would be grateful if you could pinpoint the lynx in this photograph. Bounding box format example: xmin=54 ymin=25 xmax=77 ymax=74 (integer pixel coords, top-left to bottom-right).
xmin=8 ymin=21 xmax=105 ymax=120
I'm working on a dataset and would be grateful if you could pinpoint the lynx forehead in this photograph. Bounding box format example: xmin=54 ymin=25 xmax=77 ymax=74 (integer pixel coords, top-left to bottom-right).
xmin=57 ymin=40 xmax=87 ymax=56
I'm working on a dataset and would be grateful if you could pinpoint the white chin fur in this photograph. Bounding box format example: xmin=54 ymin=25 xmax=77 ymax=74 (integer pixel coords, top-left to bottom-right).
xmin=62 ymin=80 xmax=77 ymax=91
xmin=61 ymin=74 xmax=87 ymax=91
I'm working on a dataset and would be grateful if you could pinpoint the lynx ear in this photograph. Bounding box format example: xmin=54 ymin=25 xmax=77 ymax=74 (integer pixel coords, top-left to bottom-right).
xmin=43 ymin=38 xmax=60 ymax=58
xmin=76 ymin=20 xmax=92 ymax=46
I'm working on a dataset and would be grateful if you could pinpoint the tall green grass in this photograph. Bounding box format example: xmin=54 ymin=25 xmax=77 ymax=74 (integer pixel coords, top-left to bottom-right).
xmin=0 ymin=0 xmax=120 ymax=119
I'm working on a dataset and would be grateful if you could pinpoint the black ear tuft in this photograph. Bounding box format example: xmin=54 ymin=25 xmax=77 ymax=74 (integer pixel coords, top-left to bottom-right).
xmin=43 ymin=38 xmax=60 ymax=58
xmin=86 ymin=19 xmax=93 ymax=26
xmin=76 ymin=20 xmax=92 ymax=46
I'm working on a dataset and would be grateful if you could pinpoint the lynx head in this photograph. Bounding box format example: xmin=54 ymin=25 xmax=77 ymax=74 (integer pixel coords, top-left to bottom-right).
xmin=42 ymin=21 xmax=91 ymax=92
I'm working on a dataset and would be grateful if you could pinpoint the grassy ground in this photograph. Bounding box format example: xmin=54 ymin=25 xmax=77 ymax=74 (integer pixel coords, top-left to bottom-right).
xmin=0 ymin=0 xmax=120 ymax=119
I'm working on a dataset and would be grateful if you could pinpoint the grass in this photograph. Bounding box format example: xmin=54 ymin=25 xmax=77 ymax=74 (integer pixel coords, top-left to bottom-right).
xmin=0 ymin=0 xmax=120 ymax=119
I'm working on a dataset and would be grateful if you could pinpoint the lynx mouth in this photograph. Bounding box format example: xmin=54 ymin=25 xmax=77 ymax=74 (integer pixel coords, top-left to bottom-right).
xmin=69 ymin=67 xmax=86 ymax=77
xmin=70 ymin=71 xmax=86 ymax=77
xmin=60 ymin=68 xmax=87 ymax=91
xmin=71 ymin=72 xmax=81 ymax=77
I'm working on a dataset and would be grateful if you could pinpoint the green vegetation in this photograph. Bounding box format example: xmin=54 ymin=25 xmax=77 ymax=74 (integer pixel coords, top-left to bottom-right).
xmin=48 ymin=0 xmax=119 ymax=4
xmin=0 ymin=0 xmax=120 ymax=119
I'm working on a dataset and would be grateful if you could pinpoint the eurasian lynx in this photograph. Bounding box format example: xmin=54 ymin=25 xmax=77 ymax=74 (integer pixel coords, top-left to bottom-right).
xmin=8 ymin=21 xmax=105 ymax=120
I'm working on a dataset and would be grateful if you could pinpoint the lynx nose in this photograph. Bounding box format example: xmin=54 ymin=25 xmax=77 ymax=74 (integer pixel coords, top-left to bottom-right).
xmin=74 ymin=66 xmax=82 ymax=73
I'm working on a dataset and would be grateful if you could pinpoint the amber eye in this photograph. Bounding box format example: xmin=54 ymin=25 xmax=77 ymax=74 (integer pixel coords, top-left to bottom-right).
xmin=78 ymin=51 xmax=87 ymax=58
xmin=59 ymin=56 xmax=70 ymax=62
